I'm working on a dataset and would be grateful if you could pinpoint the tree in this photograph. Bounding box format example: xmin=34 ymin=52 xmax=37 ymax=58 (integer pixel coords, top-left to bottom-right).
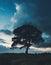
xmin=11 ymin=24 xmax=44 ymax=54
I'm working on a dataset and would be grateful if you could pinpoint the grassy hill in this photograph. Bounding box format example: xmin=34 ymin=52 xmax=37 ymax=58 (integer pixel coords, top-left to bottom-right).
xmin=0 ymin=53 xmax=51 ymax=65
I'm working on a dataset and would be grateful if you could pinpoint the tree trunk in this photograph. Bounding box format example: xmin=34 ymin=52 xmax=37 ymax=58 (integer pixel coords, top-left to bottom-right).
xmin=25 ymin=46 xmax=29 ymax=54
xmin=25 ymin=40 xmax=30 ymax=54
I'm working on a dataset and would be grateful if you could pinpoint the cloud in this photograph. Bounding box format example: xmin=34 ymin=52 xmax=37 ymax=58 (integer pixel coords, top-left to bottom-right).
xmin=11 ymin=17 xmax=17 ymax=23
xmin=0 ymin=30 xmax=13 ymax=47
xmin=0 ymin=39 xmax=5 ymax=43
xmin=0 ymin=8 xmax=5 ymax=11
xmin=3 ymin=23 xmax=14 ymax=31
xmin=10 ymin=3 xmax=38 ymax=29
xmin=0 ymin=29 xmax=12 ymax=35
xmin=11 ymin=12 xmax=17 ymax=23
xmin=0 ymin=45 xmax=51 ymax=54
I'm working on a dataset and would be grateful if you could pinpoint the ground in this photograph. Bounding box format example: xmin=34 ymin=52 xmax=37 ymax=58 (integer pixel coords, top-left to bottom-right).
xmin=0 ymin=53 xmax=51 ymax=65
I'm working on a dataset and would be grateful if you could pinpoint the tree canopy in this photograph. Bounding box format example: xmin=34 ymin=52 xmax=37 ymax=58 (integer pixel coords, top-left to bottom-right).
xmin=11 ymin=24 xmax=44 ymax=54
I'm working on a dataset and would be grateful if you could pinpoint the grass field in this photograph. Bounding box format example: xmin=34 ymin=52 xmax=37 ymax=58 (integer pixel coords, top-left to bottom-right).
xmin=0 ymin=53 xmax=51 ymax=65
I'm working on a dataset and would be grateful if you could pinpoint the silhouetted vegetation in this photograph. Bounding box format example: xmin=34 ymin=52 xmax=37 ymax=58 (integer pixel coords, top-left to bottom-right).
xmin=0 ymin=53 xmax=51 ymax=65
xmin=11 ymin=24 xmax=44 ymax=54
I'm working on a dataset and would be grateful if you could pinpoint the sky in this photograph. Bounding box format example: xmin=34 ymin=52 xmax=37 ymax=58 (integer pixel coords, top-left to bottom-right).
xmin=0 ymin=0 xmax=51 ymax=54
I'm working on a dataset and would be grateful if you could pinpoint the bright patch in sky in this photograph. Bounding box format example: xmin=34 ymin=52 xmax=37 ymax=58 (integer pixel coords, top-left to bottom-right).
xmin=42 ymin=33 xmax=50 ymax=39
xmin=0 ymin=32 xmax=13 ymax=47
xmin=11 ymin=17 xmax=17 ymax=23
xmin=16 ymin=4 xmax=20 ymax=11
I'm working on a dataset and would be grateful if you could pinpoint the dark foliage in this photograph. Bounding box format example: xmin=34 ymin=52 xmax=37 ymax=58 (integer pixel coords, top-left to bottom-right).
xmin=11 ymin=24 xmax=44 ymax=54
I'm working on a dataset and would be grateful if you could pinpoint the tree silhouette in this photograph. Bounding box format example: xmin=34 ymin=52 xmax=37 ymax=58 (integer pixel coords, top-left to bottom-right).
xmin=11 ymin=24 xmax=44 ymax=54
